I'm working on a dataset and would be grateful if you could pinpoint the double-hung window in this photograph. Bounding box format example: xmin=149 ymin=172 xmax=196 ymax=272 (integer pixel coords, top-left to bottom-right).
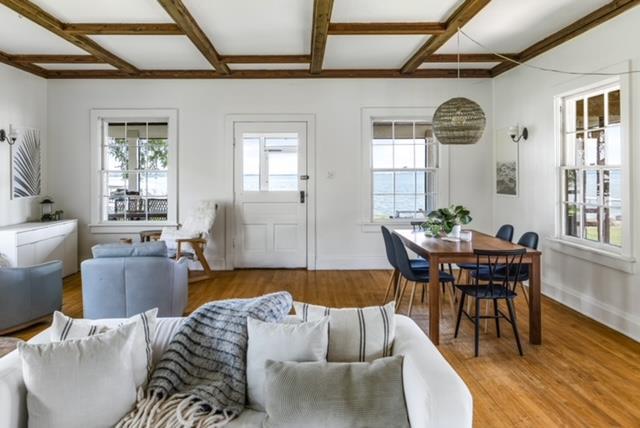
xmin=91 ymin=109 xmax=177 ymax=229
xmin=560 ymin=83 xmax=623 ymax=250
xmin=371 ymin=120 xmax=438 ymax=221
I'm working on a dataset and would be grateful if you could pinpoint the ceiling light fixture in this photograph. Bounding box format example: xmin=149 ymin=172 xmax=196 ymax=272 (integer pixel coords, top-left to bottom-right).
xmin=432 ymin=29 xmax=486 ymax=145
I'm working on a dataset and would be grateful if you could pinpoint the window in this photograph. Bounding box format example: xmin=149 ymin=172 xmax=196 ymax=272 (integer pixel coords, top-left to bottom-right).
xmin=91 ymin=109 xmax=177 ymax=228
xmin=560 ymin=83 xmax=622 ymax=249
xmin=371 ymin=120 xmax=438 ymax=221
xmin=242 ymin=133 xmax=299 ymax=192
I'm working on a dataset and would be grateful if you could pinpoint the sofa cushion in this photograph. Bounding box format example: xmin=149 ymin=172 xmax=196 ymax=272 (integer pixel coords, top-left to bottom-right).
xmin=246 ymin=317 xmax=328 ymax=411
xmin=18 ymin=322 xmax=139 ymax=428
xmin=293 ymin=301 xmax=395 ymax=362
xmin=263 ymin=356 xmax=410 ymax=428
xmin=49 ymin=309 xmax=157 ymax=388
xmin=91 ymin=241 xmax=167 ymax=258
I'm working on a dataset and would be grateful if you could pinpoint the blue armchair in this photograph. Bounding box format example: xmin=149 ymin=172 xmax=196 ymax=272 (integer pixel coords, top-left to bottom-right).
xmin=0 ymin=261 xmax=63 ymax=335
xmin=81 ymin=241 xmax=188 ymax=319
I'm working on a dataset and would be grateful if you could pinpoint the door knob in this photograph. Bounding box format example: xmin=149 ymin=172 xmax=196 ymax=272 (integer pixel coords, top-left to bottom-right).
xmin=300 ymin=191 xmax=305 ymax=203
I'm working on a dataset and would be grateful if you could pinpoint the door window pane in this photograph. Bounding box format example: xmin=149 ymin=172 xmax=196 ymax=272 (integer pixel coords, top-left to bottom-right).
xmin=243 ymin=137 xmax=260 ymax=191
xmin=267 ymin=151 xmax=297 ymax=191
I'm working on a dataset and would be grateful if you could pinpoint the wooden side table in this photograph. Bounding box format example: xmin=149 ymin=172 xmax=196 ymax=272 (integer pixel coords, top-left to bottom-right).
xmin=0 ymin=337 xmax=23 ymax=357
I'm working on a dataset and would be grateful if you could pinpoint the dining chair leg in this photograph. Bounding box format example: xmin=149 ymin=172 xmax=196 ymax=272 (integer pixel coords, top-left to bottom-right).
xmin=493 ymin=299 xmax=501 ymax=338
xmin=506 ymin=298 xmax=524 ymax=356
xmin=421 ymin=282 xmax=426 ymax=303
xmin=474 ymin=296 xmax=481 ymax=357
xmin=407 ymin=282 xmax=417 ymax=317
xmin=519 ymin=281 xmax=530 ymax=305
xmin=395 ymin=279 xmax=408 ymax=312
xmin=483 ymin=300 xmax=490 ymax=333
xmin=454 ymin=292 xmax=466 ymax=338
xmin=446 ymin=283 xmax=457 ymax=316
xmin=383 ymin=269 xmax=397 ymax=304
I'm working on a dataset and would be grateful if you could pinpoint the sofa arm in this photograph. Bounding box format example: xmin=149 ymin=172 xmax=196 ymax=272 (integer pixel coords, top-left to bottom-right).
xmin=172 ymin=258 xmax=189 ymax=316
xmin=393 ymin=315 xmax=473 ymax=428
xmin=0 ymin=351 xmax=27 ymax=428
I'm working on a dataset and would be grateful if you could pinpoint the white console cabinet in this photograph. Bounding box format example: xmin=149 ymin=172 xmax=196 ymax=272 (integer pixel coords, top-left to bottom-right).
xmin=0 ymin=219 xmax=78 ymax=277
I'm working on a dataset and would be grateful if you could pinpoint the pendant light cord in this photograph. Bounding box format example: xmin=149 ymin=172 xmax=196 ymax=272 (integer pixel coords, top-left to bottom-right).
xmin=458 ymin=28 xmax=640 ymax=76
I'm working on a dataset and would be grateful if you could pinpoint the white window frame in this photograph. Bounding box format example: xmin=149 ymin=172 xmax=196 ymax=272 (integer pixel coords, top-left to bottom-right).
xmin=551 ymin=76 xmax=634 ymax=269
xmin=90 ymin=109 xmax=178 ymax=233
xmin=361 ymin=107 xmax=450 ymax=230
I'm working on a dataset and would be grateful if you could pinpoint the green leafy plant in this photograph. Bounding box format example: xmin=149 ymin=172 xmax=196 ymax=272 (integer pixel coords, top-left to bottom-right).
xmin=422 ymin=205 xmax=472 ymax=236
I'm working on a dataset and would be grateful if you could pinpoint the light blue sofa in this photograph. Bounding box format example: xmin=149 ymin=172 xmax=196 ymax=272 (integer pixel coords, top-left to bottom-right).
xmin=81 ymin=241 xmax=188 ymax=319
xmin=0 ymin=261 xmax=63 ymax=335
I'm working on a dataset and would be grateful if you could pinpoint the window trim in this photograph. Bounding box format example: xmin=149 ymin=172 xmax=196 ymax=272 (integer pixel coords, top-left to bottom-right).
xmin=553 ymin=76 xmax=633 ymax=260
xmin=360 ymin=107 xmax=450 ymax=228
xmin=90 ymin=109 xmax=178 ymax=233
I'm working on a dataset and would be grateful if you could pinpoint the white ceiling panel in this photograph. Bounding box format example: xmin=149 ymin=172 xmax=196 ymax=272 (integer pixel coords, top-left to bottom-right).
xmin=229 ymin=63 xmax=309 ymax=70
xmin=437 ymin=0 xmax=610 ymax=54
xmin=30 ymin=0 xmax=172 ymax=23
xmin=90 ymin=36 xmax=213 ymax=70
xmin=0 ymin=5 xmax=85 ymax=54
xmin=419 ymin=62 xmax=498 ymax=70
xmin=332 ymin=0 xmax=463 ymax=23
xmin=183 ymin=0 xmax=312 ymax=55
xmin=324 ymin=36 xmax=428 ymax=69
xmin=36 ymin=63 xmax=117 ymax=70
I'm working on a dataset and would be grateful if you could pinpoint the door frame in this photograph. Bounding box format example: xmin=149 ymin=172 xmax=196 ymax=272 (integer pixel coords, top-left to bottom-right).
xmin=224 ymin=114 xmax=316 ymax=270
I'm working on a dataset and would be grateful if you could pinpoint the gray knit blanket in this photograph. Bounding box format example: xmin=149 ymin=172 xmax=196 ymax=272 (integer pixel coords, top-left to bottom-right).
xmin=117 ymin=292 xmax=293 ymax=428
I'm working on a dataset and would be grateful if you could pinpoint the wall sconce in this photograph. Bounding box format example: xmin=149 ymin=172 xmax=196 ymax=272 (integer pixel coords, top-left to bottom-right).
xmin=0 ymin=125 xmax=18 ymax=145
xmin=509 ymin=125 xmax=528 ymax=143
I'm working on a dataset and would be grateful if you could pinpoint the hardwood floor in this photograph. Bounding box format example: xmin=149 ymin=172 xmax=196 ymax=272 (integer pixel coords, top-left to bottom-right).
xmin=12 ymin=269 xmax=640 ymax=427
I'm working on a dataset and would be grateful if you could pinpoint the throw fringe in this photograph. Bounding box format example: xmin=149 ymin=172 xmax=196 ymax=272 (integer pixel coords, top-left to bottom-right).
xmin=117 ymin=389 xmax=235 ymax=428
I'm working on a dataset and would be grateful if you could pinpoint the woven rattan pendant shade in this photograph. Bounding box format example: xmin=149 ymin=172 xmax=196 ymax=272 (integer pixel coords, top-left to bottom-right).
xmin=432 ymin=97 xmax=486 ymax=145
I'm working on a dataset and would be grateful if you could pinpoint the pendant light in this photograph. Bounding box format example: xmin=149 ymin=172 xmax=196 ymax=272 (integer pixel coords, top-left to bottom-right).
xmin=432 ymin=29 xmax=486 ymax=145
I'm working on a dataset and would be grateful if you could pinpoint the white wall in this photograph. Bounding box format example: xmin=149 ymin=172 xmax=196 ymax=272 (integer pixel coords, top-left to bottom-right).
xmin=46 ymin=78 xmax=494 ymax=267
xmin=0 ymin=63 xmax=47 ymax=227
xmin=492 ymin=7 xmax=640 ymax=340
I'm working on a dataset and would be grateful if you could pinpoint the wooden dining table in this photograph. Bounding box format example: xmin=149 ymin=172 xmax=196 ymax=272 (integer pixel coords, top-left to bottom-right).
xmin=394 ymin=228 xmax=542 ymax=346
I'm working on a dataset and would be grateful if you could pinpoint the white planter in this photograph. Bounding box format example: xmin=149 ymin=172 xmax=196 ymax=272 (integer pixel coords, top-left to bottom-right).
xmin=448 ymin=224 xmax=462 ymax=239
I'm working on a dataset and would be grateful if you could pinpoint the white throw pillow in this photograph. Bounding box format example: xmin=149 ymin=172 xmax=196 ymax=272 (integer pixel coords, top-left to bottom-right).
xmin=49 ymin=308 xmax=157 ymax=388
xmin=246 ymin=316 xmax=329 ymax=411
xmin=18 ymin=322 xmax=139 ymax=428
xmin=293 ymin=302 xmax=395 ymax=362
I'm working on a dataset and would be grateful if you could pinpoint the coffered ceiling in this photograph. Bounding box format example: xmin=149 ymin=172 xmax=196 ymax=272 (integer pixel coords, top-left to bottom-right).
xmin=0 ymin=0 xmax=637 ymax=79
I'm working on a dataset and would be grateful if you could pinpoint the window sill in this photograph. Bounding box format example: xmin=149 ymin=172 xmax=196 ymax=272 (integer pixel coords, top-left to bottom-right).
xmin=89 ymin=223 xmax=178 ymax=234
xmin=361 ymin=222 xmax=423 ymax=233
xmin=546 ymin=237 xmax=635 ymax=274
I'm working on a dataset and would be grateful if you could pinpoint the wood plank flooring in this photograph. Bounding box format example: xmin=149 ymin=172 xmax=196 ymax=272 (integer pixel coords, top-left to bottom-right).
xmin=12 ymin=269 xmax=640 ymax=427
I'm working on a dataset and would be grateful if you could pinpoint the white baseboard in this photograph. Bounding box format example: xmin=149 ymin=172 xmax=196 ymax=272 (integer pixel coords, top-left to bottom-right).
xmin=314 ymin=256 xmax=390 ymax=270
xmin=543 ymin=280 xmax=640 ymax=342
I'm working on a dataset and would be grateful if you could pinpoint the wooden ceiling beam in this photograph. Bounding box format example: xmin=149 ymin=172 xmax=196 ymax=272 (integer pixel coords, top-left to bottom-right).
xmin=492 ymin=0 xmax=640 ymax=76
xmin=156 ymin=0 xmax=229 ymax=74
xmin=0 ymin=50 xmax=48 ymax=77
xmin=10 ymin=54 xmax=104 ymax=64
xmin=401 ymin=0 xmax=491 ymax=73
xmin=424 ymin=53 xmax=517 ymax=63
xmin=310 ymin=0 xmax=334 ymax=74
xmin=221 ymin=55 xmax=311 ymax=64
xmin=328 ymin=22 xmax=446 ymax=35
xmin=0 ymin=0 xmax=138 ymax=73
xmin=45 ymin=68 xmax=491 ymax=79
xmin=64 ymin=23 xmax=184 ymax=35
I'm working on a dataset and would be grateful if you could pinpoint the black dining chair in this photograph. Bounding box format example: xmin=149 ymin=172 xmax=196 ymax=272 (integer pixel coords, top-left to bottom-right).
xmin=456 ymin=224 xmax=514 ymax=283
xmin=454 ymin=248 xmax=526 ymax=357
xmin=380 ymin=226 xmax=429 ymax=304
xmin=391 ymin=233 xmax=456 ymax=316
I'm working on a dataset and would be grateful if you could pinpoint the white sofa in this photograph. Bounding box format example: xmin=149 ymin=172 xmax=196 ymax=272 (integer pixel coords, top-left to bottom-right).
xmin=0 ymin=315 xmax=473 ymax=428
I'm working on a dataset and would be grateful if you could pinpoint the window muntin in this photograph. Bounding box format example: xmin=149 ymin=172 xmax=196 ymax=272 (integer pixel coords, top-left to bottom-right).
xmin=242 ymin=133 xmax=299 ymax=192
xmin=371 ymin=120 xmax=438 ymax=221
xmin=100 ymin=121 xmax=169 ymax=222
xmin=561 ymin=85 xmax=622 ymax=248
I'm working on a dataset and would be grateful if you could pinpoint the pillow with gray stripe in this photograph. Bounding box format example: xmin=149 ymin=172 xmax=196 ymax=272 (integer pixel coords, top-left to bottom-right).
xmin=50 ymin=308 xmax=157 ymax=389
xmin=292 ymin=302 xmax=395 ymax=362
xmin=263 ymin=356 xmax=410 ymax=428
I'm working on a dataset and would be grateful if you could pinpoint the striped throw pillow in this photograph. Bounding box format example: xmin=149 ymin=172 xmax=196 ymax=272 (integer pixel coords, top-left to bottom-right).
xmin=292 ymin=302 xmax=395 ymax=362
xmin=50 ymin=309 xmax=157 ymax=388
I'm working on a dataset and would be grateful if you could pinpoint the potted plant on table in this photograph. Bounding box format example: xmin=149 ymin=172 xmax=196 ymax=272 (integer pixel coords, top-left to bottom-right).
xmin=422 ymin=205 xmax=472 ymax=238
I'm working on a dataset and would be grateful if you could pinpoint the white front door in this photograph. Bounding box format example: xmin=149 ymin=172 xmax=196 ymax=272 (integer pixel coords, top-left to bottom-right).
xmin=234 ymin=122 xmax=308 ymax=268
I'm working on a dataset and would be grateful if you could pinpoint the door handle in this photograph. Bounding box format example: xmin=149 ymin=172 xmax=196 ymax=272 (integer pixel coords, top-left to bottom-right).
xmin=300 ymin=191 xmax=305 ymax=203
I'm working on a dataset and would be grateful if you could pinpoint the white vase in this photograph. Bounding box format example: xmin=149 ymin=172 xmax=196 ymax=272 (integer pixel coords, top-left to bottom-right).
xmin=449 ymin=224 xmax=462 ymax=239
